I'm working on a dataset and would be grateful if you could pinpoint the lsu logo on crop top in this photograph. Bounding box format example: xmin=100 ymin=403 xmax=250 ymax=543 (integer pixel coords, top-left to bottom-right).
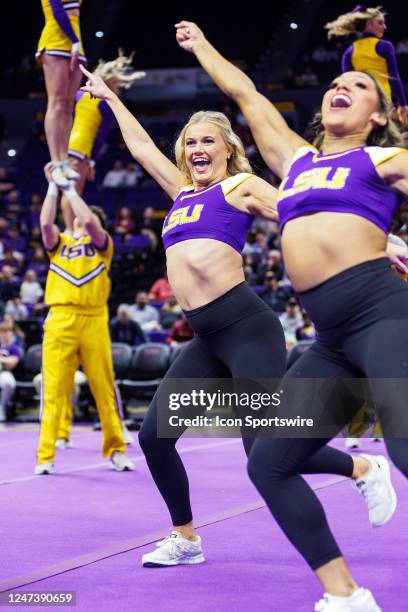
xmin=162 ymin=204 xmax=204 ymax=235
xmin=277 ymin=145 xmax=406 ymax=233
xmin=278 ymin=166 xmax=351 ymax=201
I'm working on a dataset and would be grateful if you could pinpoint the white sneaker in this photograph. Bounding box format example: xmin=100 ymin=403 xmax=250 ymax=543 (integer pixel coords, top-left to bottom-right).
xmin=345 ymin=437 xmax=361 ymax=450
xmin=355 ymin=454 xmax=397 ymax=526
xmin=34 ymin=461 xmax=54 ymax=475
xmin=122 ymin=425 xmax=134 ymax=445
xmin=61 ymin=160 xmax=80 ymax=181
xmin=50 ymin=163 xmax=71 ymax=188
xmin=110 ymin=451 xmax=134 ymax=471
xmin=55 ymin=438 xmax=73 ymax=450
xmin=142 ymin=531 xmax=205 ymax=567
xmin=314 ymin=588 xmax=381 ymax=611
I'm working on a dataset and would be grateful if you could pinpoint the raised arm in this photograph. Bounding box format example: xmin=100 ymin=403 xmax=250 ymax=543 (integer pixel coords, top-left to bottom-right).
xmin=175 ymin=21 xmax=307 ymax=178
xmin=80 ymin=65 xmax=184 ymax=199
xmin=40 ymin=163 xmax=61 ymax=251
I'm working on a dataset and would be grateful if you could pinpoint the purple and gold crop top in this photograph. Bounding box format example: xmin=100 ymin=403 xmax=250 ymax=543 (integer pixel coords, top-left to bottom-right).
xmin=162 ymin=173 xmax=254 ymax=253
xmin=277 ymin=146 xmax=406 ymax=233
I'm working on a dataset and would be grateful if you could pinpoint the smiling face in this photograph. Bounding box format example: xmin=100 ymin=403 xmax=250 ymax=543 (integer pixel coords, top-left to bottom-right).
xmin=364 ymin=13 xmax=386 ymax=38
xmin=184 ymin=122 xmax=231 ymax=188
xmin=321 ymin=71 xmax=387 ymax=138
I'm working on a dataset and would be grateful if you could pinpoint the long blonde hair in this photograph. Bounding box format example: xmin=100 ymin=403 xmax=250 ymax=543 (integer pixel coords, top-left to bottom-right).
xmin=308 ymin=73 xmax=407 ymax=149
xmin=325 ymin=6 xmax=385 ymax=39
xmin=94 ymin=50 xmax=145 ymax=89
xmin=174 ymin=111 xmax=252 ymax=185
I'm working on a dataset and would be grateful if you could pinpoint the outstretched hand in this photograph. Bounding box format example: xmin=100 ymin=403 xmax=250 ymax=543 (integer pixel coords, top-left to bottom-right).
xmin=79 ymin=64 xmax=114 ymax=101
xmin=44 ymin=162 xmax=55 ymax=183
xmin=175 ymin=21 xmax=205 ymax=53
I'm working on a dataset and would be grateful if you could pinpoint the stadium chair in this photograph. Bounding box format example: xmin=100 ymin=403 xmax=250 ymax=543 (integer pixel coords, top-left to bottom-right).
xmin=14 ymin=343 xmax=43 ymax=413
xmin=111 ymin=342 xmax=133 ymax=381
xmin=121 ymin=343 xmax=171 ymax=402
xmin=286 ymin=339 xmax=315 ymax=369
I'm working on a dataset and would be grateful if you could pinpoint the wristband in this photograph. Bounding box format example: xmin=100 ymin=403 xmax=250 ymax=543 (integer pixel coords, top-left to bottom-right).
xmin=72 ymin=42 xmax=81 ymax=54
xmin=47 ymin=182 xmax=59 ymax=197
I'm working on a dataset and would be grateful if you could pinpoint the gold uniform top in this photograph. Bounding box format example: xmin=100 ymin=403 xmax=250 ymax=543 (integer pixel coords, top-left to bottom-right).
xmin=68 ymin=92 xmax=113 ymax=160
xmin=36 ymin=0 xmax=86 ymax=63
xmin=45 ymin=233 xmax=113 ymax=314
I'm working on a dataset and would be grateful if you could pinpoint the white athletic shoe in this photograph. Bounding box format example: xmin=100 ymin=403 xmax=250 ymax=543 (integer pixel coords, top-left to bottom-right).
xmin=55 ymin=438 xmax=73 ymax=450
xmin=110 ymin=451 xmax=134 ymax=471
xmin=314 ymin=588 xmax=381 ymax=611
xmin=355 ymin=454 xmax=397 ymax=526
xmin=142 ymin=531 xmax=205 ymax=567
xmin=61 ymin=160 xmax=80 ymax=181
xmin=34 ymin=461 xmax=54 ymax=475
xmin=345 ymin=437 xmax=361 ymax=450
xmin=122 ymin=425 xmax=134 ymax=445
xmin=50 ymin=163 xmax=71 ymax=188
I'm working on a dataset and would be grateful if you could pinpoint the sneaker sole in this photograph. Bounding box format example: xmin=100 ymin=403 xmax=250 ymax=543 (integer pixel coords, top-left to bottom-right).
xmin=372 ymin=456 xmax=397 ymax=527
xmin=111 ymin=465 xmax=134 ymax=472
xmin=142 ymin=554 xmax=205 ymax=567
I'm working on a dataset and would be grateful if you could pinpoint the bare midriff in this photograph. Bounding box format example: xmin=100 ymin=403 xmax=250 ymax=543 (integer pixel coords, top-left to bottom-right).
xmin=281 ymin=212 xmax=388 ymax=292
xmin=166 ymin=238 xmax=245 ymax=310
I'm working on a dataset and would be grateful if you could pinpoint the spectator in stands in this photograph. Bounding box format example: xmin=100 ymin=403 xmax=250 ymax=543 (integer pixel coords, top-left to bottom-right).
xmin=296 ymin=311 xmax=316 ymax=341
xmin=166 ymin=314 xmax=194 ymax=347
xmin=4 ymin=190 xmax=23 ymax=220
xmin=297 ymin=65 xmax=320 ymax=87
xmin=396 ymin=37 xmax=408 ymax=54
xmin=0 ymin=321 xmax=22 ymax=422
xmin=5 ymin=293 xmax=29 ymax=322
xmin=20 ymin=270 xmax=44 ymax=307
xmin=102 ymin=159 xmax=126 ymax=188
xmin=0 ymin=266 xmax=20 ymax=302
xmin=28 ymin=226 xmax=44 ymax=253
xmin=110 ymin=304 xmax=146 ymax=346
xmin=123 ymin=162 xmax=144 ymax=187
xmin=2 ymin=313 xmax=25 ymax=348
xmin=159 ymin=293 xmax=182 ymax=329
xmin=27 ymin=193 xmax=43 ymax=229
xmin=243 ymin=230 xmax=269 ymax=265
xmin=27 ymin=247 xmax=49 ymax=283
xmin=279 ymin=298 xmax=303 ymax=348
xmin=0 ymin=167 xmax=15 ymax=195
xmin=259 ymin=272 xmax=290 ymax=312
xmin=113 ymin=207 xmax=135 ymax=237
xmin=4 ymin=226 xmax=27 ymax=256
xmin=129 ymin=291 xmax=159 ymax=331
xmin=256 ymin=249 xmax=284 ymax=282
xmin=139 ymin=205 xmax=163 ymax=237
xmin=148 ymin=273 xmax=171 ymax=301
xmin=0 ymin=251 xmax=23 ymax=277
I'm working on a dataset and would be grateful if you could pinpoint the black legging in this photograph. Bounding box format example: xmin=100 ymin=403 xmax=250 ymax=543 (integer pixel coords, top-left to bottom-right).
xmin=139 ymin=282 xmax=353 ymax=525
xmin=247 ymin=259 xmax=408 ymax=570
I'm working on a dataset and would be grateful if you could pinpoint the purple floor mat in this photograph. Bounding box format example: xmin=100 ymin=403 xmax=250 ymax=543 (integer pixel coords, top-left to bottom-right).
xmin=0 ymin=428 xmax=406 ymax=611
